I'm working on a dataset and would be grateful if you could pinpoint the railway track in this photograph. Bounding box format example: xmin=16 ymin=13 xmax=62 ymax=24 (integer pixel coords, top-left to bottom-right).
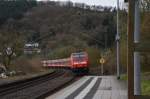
xmin=0 ymin=70 xmax=76 ymax=99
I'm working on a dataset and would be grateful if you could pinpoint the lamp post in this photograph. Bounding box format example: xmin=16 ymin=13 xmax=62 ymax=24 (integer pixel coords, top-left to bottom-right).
xmin=116 ymin=0 xmax=120 ymax=79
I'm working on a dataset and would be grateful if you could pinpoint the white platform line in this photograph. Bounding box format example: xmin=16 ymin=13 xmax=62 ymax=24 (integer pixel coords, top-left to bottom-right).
xmin=46 ymin=76 xmax=90 ymax=99
xmin=74 ymin=77 xmax=98 ymax=99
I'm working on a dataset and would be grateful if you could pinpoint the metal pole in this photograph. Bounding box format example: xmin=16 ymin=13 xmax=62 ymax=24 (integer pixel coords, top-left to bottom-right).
xmin=134 ymin=0 xmax=141 ymax=95
xmin=101 ymin=53 xmax=104 ymax=75
xmin=116 ymin=0 xmax=120 ymax=79
xmin=128 ymin=0 xmax=135 ymax=99
xmin=105 ymin=33 xmax=107 ymax=50
xmin=101 ymin=63 xmax=103 ymax=75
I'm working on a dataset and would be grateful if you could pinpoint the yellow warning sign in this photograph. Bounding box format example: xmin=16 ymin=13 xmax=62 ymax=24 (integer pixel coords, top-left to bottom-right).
xmin=100 ymin=58 xmax=105 ymax=64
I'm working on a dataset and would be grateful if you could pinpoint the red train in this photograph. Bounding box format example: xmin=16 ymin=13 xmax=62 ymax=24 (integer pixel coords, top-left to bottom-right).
xmin=42 ymin=52 xmax=89 ymax=73
xmin=70 ymin=52 xmax=89 ymax=73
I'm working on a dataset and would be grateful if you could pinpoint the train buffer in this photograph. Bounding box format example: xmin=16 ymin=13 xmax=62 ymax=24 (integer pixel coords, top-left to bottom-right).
xmin=46 ymin=76 xmax=127 ymax=99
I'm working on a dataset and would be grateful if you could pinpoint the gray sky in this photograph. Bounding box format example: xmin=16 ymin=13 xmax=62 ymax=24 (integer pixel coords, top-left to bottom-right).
xmin=38 ymin=0 xmax=124 ymax=7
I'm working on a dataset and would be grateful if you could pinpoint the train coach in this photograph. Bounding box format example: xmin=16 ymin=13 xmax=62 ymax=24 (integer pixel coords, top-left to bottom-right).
xmin=42 ymin=58 xmax=71 ymax=69
xmin=42 ymin=52 xmax=89 ymax=73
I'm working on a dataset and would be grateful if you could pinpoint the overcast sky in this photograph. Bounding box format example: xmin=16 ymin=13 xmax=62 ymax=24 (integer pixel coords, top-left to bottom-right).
xmin=38 ymin=0 xmax=125 ymax=7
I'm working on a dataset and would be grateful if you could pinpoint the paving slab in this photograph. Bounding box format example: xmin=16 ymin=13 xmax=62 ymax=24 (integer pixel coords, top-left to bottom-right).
xmin=93 ymin=76 xmax=127 ymax=99
xmin=46 ymin=76 xmax=127 ymax=99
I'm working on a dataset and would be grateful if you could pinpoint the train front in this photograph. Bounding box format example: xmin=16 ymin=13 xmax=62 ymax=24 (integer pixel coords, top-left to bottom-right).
xmin=70 ymin=52 xmax=89 ymax=73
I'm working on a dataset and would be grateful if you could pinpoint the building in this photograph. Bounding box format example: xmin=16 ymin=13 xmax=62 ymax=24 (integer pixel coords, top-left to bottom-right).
xmin=24 ymin=43 xmax=41 ymax=54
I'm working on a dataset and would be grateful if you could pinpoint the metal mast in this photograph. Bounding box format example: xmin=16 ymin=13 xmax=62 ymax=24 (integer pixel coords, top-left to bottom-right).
xmin=134 ymin=0 xmax=141 ymax=95
xmin=116 ymin=0 xmax=120 ymax=79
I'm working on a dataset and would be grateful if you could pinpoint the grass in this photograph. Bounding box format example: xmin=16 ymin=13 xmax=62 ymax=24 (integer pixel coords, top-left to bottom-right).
xmin=120 ymin=73 xmax=150 ymax=96
xmin=142 ymin=80 xmax=150 ymax=95
xmin=120 ymin=74 xmax=127 ymax=80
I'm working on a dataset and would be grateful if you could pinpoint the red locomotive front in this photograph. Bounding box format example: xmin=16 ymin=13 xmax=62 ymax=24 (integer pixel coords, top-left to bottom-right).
xmin=70 ymin=52 xmax=89 ymax=73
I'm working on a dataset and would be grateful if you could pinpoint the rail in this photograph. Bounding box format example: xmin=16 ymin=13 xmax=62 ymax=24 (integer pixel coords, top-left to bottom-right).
xmin=0 ymin=70 xmax=75 ymax=99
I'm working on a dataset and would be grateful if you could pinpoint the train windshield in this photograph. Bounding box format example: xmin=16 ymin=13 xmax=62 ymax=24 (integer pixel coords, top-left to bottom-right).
xmin=72 ymin=53 xmax=87 ymax=61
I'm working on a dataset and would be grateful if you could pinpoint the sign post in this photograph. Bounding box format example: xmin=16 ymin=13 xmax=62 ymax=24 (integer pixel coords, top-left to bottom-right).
xmin=100 ymin=58 xmax=105 ymax=75
xmin=6 ymin=47 xmax=13 ymax=56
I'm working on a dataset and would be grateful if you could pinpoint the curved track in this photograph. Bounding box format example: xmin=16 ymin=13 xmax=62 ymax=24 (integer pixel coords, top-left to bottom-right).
xmin=0 ymin=70 xmax=75 ymax=99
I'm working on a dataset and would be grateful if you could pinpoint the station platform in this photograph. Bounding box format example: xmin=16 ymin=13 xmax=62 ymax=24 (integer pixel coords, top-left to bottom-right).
xmin=46 ymin=76 xmax=127 ymax=99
